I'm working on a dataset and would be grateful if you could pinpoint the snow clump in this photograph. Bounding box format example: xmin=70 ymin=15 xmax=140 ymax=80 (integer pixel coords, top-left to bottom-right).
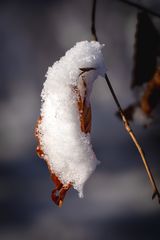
xmin=38 ymin=41 xmax=106 ymax=197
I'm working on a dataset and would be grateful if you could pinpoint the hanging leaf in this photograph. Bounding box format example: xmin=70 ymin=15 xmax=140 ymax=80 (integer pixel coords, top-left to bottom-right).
xmin=35 ymin=41 xmax=106 ymax=207
xmin=131 ymin=11 xmax=160 ymax=88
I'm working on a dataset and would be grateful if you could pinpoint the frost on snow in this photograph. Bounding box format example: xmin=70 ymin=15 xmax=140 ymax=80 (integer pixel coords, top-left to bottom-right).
xmin=35 ymin=41 xmax=106 ymax=206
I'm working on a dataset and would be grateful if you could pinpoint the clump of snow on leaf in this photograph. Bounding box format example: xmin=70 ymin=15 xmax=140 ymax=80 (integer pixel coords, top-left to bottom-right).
xmin=38 ymin=41 xmax=106 ymax=197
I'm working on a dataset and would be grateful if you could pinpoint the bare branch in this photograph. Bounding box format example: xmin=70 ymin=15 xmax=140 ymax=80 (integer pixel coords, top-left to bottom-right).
xmin=105 ymin=74 xmax=160 ymax=203
xmin=90 ymin=0 xmax=160 ymax=203
xmin=91 ymin=0 xmax=98 ymax=41
xmin=119 ymin=0 xmax=160 ymax=19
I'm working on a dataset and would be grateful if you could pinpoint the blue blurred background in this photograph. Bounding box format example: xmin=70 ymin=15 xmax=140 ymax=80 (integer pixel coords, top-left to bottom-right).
xmin=1 ymin=0 xmax=160 ymax=239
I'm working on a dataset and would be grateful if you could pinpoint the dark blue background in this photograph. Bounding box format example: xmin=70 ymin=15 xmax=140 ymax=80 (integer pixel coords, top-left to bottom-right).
xmin=0 ymin=0 xmax=160 ymax=239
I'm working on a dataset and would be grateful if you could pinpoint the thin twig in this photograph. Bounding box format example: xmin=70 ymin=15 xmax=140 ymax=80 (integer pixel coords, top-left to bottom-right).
xmin=105 ymin=74 xmax=160 ymax=203
xmin=91 ymin=0 xmax=160 ymax=203
xmin=91 ymin=0 xmax=98 ymax=41
xmin=119 ymin=0 xmax=160 ymax=19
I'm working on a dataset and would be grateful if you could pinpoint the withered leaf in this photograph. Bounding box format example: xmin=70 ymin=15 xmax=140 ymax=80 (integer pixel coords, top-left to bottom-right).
xmin=131 ymin=11 xmax=160 ymax=88
xmin=35 ymin=81 xmax=91 ymax=207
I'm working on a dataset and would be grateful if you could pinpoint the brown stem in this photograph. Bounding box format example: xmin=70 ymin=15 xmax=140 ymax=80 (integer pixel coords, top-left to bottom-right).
xmin=105 ymin=74 xmax=160 ymax=203
xmin=119 ymin=0 xmax=160 ymax=19
xmin=91 ymin=0 xmax=98 ymax=41
xmin=90 ymin=0 xmax=160 ymax=203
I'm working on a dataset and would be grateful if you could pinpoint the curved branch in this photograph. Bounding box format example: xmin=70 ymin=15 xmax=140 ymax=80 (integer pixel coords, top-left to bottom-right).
xmin=105 ymin=73 xmax=160 ymax=203
xmin=91 ymin=0 xmax=98 ymax=41
xmin=90 ymin=0 xmax=160 ymax=203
